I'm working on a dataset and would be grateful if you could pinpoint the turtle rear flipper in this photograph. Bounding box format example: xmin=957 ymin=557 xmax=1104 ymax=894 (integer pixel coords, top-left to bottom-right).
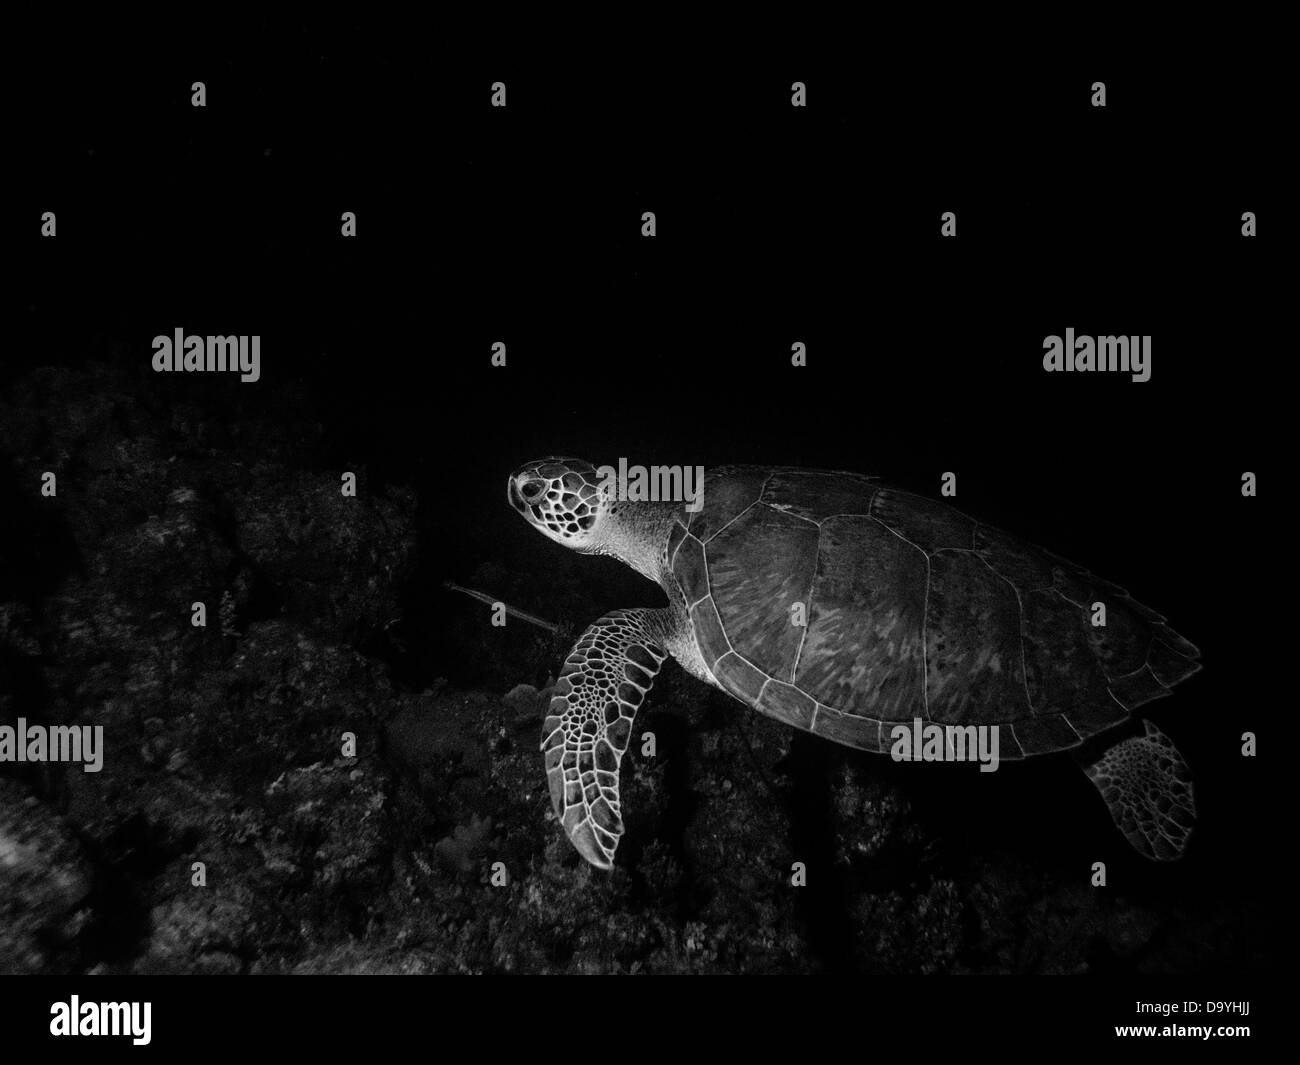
xmin=540 ymin=607 xmax=671 ymax=869
xmin=1076 ymin=720 xmax=1195 ymax=860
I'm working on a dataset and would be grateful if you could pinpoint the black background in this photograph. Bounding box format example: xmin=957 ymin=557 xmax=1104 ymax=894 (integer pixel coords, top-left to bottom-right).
xmin=4 ymin=16 xmax=1284 ymax=1032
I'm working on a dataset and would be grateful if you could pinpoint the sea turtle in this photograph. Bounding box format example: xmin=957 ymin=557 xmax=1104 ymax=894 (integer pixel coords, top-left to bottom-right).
xmin=508 ymin=458 xmax=1201 ymax=870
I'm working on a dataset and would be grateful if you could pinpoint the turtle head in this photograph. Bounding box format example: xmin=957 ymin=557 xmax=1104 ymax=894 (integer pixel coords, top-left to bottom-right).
xmin=508 ymin=458 xmax=608 ymax=551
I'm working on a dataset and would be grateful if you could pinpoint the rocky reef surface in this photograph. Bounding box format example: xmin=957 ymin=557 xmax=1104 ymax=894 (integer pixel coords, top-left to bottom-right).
xmin=0 ymin=359 xmax=1260 ymax=974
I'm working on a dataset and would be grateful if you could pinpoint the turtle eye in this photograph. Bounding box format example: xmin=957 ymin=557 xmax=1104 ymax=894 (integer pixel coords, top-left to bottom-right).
xmin=520 ymin=478 xmax=546 ymax=503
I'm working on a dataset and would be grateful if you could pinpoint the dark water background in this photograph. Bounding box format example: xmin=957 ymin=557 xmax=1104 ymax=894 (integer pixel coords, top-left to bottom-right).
xmin=5 ymin=36 xmax=1283 ymax=974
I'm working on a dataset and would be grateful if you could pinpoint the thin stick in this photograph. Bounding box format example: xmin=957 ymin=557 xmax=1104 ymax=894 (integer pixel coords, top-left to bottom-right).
xmin=442 ymin=581 xmax=561 ymax=634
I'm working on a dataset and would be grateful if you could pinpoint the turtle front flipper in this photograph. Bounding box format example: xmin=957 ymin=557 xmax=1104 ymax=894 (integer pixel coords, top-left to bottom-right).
xmin=541 ymin=608 xmax=671 ymax=869
xmin=1075 ymin=720 xmax=1196 ymax=860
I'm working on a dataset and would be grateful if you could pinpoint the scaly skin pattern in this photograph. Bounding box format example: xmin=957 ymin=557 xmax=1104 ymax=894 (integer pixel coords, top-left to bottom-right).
xmin=539 ymin=608 xmax=670 ymax=868
xmin=1080 ymin=720 xmax=1195 ymax=860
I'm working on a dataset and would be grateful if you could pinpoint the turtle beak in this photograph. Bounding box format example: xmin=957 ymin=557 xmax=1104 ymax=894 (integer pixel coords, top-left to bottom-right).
xmin=508 ymin=471 xmax=546 ymax=516
xmin=508 ymin=474 xmax=528 ymax=515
